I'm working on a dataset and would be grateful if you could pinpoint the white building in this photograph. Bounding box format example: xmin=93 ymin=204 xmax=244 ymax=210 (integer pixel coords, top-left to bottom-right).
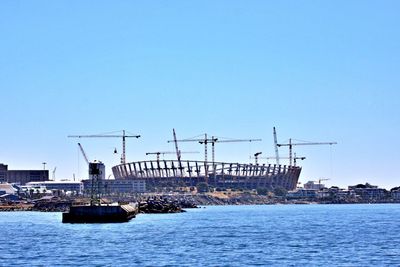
xmin=304 ymin=181 xmax=325 ymax=190
xmin=287 ymin=188 xmax=318 ymax=199
xmin=82 ymin=179 xmax=146 ymax=194
xmin=26 ymin=181 xmax=83 ymax=194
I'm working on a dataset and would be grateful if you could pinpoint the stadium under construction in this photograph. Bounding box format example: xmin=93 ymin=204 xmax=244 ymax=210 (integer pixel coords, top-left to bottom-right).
xmin=112 ymin=160 xmax=301 ymax=191
xmin=71 ymin=128 xmax=336 ymax=192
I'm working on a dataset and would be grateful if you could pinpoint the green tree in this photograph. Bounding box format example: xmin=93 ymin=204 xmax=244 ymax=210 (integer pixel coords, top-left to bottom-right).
xmin=196 ymin=182 xmax=209 ymax=193
xmin=256 ymin=187 xmax=269 ymax=196
xmin=273 ymin=187 xmax=288 ymax=197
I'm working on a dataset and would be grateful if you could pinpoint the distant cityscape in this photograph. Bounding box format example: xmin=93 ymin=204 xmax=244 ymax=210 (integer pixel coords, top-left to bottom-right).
xmin=1 ymin=162 xmax=399 ymax=204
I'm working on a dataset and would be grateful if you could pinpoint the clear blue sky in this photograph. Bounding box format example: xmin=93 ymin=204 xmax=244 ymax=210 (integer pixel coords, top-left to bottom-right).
xmin=1 ymin=1 xmax=399 ymax=188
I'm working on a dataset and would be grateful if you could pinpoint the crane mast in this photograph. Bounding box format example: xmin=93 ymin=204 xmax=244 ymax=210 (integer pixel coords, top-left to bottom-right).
xmin=253 ymin=152 xmax=262 ymax=165
xmin=273 ymin=127 xmax=280 ymax=166
xmin=173 ymin=128 xmax=181 ymax=162
xmin=52 ymin=167 xmax=57 ymax=180
xmin=173 ymin=129 xmax=183 ymax=176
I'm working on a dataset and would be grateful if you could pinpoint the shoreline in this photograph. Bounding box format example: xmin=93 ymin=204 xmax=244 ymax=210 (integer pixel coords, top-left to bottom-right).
xmin=1 ymin=193 xmax=400 ymax=213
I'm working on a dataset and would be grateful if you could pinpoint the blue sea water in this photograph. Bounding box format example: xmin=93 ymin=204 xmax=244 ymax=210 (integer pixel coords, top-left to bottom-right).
xmin=0 ymin=204 xmax=399 ymax=266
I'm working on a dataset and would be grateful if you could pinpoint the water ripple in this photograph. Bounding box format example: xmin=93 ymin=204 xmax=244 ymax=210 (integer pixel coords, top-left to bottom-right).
xmin=1 ymin=204 xmax=400 ymax=266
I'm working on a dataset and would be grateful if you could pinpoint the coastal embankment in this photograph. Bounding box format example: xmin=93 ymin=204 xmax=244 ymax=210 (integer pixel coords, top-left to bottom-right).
xmin=1 ymin=192 xmax=399 ymax=213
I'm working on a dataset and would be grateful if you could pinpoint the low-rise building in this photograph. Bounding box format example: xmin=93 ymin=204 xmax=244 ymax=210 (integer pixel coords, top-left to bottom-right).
xmin=287 ymin=188 xmax=318 ymax=199
xmin=26 ymin=181 xmax=83 ymax=194
xmin=391 ymin=189 xmax=400 ymax=200
xmin=0 ymin=163 xmax=49 ymax=185
xmin=348 ymin=183 xmax=387 ymax=200
xmin=318 ymin=187 xmax=357 ymax=200
xmin=304 ymin=181 xmax=325 ymax=190
xmin=82 ymin=179 xmax=146 ymax=195
xmin=0 ymin=164 xmax=7 ymax=182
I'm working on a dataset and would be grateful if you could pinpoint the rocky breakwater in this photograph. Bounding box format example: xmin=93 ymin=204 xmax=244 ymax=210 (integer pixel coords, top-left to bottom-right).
xmin=138 ymin=196 xmax=198 ymax=214
xmin=0 ymin=203 xmax=34 ymax=211
xmin=32 ymin=200 xmax=72 ymax=212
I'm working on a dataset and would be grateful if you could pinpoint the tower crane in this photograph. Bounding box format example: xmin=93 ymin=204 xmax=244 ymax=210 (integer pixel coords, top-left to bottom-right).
xmin=309 ymin=178 xmax=330 ymax=189
xmin=172 ymin=128 xmax=182 ymax=175
xmin=315 ymin=178 xmax=330 ymax=188
xmin=168 ymin=134 xmax=261 ymax=165
xmin=52 ymin=167 xmax=57 ymax=180
xmin=250 ymin=154 xmax=306 ymax=167
xmin=168 ymin=132 xmax=261 ymax=183
xmin=253 ymin=152 xmax=262 ymax=165
xmin=145 ymin=151 xmax=200 ymax=161
xmin=277 ymin=138 xmax=337 ymax=166
xmin=68 ymin=130 xmax=140 ymax=164
xmin=78 ymin=143 xmax=90 ymax=166
xmin=273 ymin=127 xmax=280 ymax=166
xmin=77 ymin=142 xmax=103 ymax=205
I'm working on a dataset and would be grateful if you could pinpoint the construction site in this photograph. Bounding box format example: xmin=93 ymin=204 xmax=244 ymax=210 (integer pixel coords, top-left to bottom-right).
xmin=68 ymin=128 xmax=337 ymax=193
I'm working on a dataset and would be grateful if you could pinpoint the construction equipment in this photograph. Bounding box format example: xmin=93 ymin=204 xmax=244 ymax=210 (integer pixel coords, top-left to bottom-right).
xmin=273 ymin=127 xmax=280 ymax=166
xmin=251 ymin=154 xmax=306 ymax=167
xmin=277 ymin=138 xmax=337 ymax=166
xmin=293 ymin=153 xmax=306 ymax=167
xmin=145 ymin=151 xmax=200 ymax=161
xmin=315 ymin=178 xmax=330 ymax=188
xmin=253 ymin=152 xmax=262 ymax=165
xmin=77 ymin=143 xmax=105 ymax=205
xmin=172 ymin=128 xmax=182 ymax=176
xmin=68 ymin=130 xmax=140 ymax=164
xmin=78 ymin=143 xmax=90 ymax=165
xmin=168 ymin=134 xmax=261 ymax=164
xmin=168 ymin=133 xmax=261 ymax=183
xmin=52 ymin=167 xmax=57 ymax=180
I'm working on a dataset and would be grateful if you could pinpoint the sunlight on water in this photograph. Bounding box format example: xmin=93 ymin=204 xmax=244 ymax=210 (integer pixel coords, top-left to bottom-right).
xmin=1 ymin=204 xmax=400 ymax=266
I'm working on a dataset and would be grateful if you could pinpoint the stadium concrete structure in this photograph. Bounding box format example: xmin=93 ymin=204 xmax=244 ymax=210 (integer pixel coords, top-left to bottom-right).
xmin=112 ymin=160 xmax=301 ymax=191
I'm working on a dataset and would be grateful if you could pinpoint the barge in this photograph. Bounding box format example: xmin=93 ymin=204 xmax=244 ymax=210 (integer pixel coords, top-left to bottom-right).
xmin=62 ymin=161 xmax=137 ymax=223
xmin=62 ymin=203 xmax=137 ymax=223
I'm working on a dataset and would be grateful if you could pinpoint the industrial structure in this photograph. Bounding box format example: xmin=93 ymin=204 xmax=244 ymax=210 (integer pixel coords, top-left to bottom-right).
xmin=77 ymin=143 xmax=146 ymax=195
